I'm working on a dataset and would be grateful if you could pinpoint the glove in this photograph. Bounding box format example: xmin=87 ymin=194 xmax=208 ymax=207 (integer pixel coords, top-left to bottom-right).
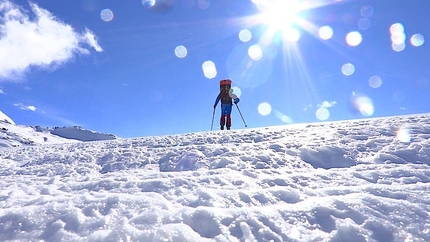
xmin=233 ymin=98 xmax=240 ymax=104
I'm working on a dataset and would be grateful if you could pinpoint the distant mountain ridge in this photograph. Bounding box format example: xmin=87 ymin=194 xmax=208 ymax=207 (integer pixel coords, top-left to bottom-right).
xmin=0 ymin=110 xmax=116 ymax=148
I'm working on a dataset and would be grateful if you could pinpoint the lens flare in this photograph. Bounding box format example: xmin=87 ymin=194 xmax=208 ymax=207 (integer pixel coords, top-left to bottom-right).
xmin=318 ymin=26 xmax=333 ymax=40
xmin=359 ymin=102 xmax=374 ymax=117
xmin=360 ymin=5 xmax=374 ymax=18
xmin=258 ymin=102 xmax=272 ymax=116
xmin=391 ymin=32 xmax=406 ymax=45
xmin=346 ymin=31 xmax=363 ymax=47
xmin=351 ymin=95 xmax=374 ymax=117
xmin=143 ymin=0 xmax=174 ymax=13
xmin=369 ymin=75 xmax=382 ymax=88
xmin=390 ymin=23 xmax=406 ymax=52
xmin=392 ymin=42 xmax=405 ymax=52
xmin=274 ymin=110 xmax=293 ymax=123
xmin=316 ymin=107 xmax=330 ymax=121
xmin=202 ymin=61 xmax=217 ymax=79
xmin=358 ymin=18 xmax=371 ymax=30
xmin=239 ymin=29 xmax=252 ymax=42
xmin=390 ymin=23 xmax=404 ymax=34
xmin=231 ymin=86 xmax=242 ymax=98
xmin=100 ymin=9 xmax=113 ymax=22
xmin=142 ymin=0 xmax=156 ymax=8
xmin=342 ymin=63 xmax=355 ymax=76
xmin=397 ymin=128 xmax=411 ymax=143
xmin=411 ymin=34 xmax=425 ymax=47
xmin=174 ymin=45 xmax=187 ymax=58
xmin=248 ymin=45 xmax=263 ymax=60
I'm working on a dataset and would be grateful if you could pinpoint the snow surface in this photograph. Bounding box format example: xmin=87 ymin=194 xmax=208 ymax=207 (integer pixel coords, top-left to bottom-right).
xmin=1 ymin=113 xmax=430 ymax=241
xmin=0 ymin=110 xmax=14 ymax=125
xmin=0 ymin=111 xmax=116 ymax=148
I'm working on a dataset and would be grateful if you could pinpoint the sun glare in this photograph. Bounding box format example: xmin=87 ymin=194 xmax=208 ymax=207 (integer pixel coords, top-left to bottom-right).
xmin=233 ymin=0 xmax=354 ymax=120
xmin=248 ymin=0 xmax=340 ymax=56
xmin=257 ymin=0 xmax=302 ymax=32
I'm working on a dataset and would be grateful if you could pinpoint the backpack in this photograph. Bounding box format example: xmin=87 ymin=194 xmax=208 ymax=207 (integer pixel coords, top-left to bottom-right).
xmin=220 ymin=79 xmax=232 ymax=104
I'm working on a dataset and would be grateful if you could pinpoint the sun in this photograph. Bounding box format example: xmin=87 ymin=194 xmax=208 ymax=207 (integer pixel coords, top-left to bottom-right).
xmin=230 ymin=0 xmax=344 ymax=120
xmin=250 ymin=0 xmax=337 ymax=43
xmin=255 ymin=0 xmax=303 ymax=33
xmin=250 ymin=0 xmax=318 ymax=44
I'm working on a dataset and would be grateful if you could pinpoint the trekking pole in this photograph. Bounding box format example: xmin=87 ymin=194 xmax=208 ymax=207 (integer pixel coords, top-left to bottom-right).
xmin=235 ymin=103 xmax=248 ymax=127
xmin=210 ymin=107 xmax=216 ymax=130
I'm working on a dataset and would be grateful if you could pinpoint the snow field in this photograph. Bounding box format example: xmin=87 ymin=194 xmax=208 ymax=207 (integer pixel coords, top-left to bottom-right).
xmin=1 ymin=114 xmax=430 ymax=241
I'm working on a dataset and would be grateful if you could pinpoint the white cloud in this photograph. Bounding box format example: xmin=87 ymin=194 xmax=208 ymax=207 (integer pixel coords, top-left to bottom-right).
xmin=0 ymin=1 xmax=103 ymax=80
xmin=318 ymin=100 xmax=337 ymax=108
xmin=0 ymin=88 xmax=4 ymax=94
xmin=14 ymin=103 xmax=37 ymax=111
xmin=83 ymin=29 xmax=103 ymax=52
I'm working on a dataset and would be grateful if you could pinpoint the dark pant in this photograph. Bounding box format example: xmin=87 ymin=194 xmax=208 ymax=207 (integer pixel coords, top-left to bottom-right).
xmin=220 ymin=104 xmax=232 ymax=128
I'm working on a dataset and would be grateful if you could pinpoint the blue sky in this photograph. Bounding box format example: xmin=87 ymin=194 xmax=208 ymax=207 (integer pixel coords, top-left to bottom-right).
xmin=0 ymin=0 xmax=429 ymax=138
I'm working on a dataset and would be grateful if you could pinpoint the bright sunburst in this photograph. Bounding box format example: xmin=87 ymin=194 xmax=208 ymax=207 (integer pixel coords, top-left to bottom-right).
xmin=230 ymin=0 xmax=345 ymax=121
xmin=251 ymin=0 xmax=337 ymax=43
xmin=256 ymin=0 xmax=303 ymax=32
xmin=227 ymin=0 xmax=342 ymax=89
xmin=256 ymin=0 xmax=304 ymax=43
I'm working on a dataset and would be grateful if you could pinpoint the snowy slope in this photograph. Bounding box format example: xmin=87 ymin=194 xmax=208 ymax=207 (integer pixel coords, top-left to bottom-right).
xmin=0 ymin=110 xmax=14 ymax=125
xmin=0 ymin=113 xmax=430 ymax=241
xmin=0 ymin=110 xmax=116 ymax=148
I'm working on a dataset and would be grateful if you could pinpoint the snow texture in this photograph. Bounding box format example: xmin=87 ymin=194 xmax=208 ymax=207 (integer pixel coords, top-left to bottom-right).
xmin=50 ymin=126 xmax=117 ymax=141
xmin=1 ymin=112 xmax=430 ymax=241
xmin=0 ymin=112 xmax=116 ymax=148
xmin=0 ymin=110 xmax=14 ymax=125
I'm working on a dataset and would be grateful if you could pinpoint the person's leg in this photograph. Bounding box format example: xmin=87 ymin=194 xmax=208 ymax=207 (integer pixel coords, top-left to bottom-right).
xmin=220 ymin=104 xmax=228 ymax=129
xmin=220 ymin=115 xmax=225 ymax=130
xmin=226 ymin=115 xmax=231 ymax=130
xmin=225 ymin=105 xmax=232 ymax=129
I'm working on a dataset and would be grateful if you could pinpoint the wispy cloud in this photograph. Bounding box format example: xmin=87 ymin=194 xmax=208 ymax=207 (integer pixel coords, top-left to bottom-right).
xmin=0 ymin=0 xmax=103 ymax=80
xmin=83 ymin=29 xmax=103 ymax=52
xmin=318 ymin=100 xmax=337 ymax=108
xmin=14 ymin=103 xmax=37 ymax=111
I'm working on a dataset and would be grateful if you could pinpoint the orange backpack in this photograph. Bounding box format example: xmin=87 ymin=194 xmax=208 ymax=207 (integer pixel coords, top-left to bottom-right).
xmin=220 ymin=79 xmax=232 ymax=104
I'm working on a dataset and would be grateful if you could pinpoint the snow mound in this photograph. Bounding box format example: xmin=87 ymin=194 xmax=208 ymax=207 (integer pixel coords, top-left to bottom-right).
xmin=0 ymin=122 xmax=79 ymax=148
xmin=50 ymin=126 xmax=117 ymax=141
xmin=0 ymin=110 xmax=117 ymax=148
xmin=0 ymin=110 xmax=14 ymax=125
xmin=159 ymin=149 xmax=207 ymax=171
